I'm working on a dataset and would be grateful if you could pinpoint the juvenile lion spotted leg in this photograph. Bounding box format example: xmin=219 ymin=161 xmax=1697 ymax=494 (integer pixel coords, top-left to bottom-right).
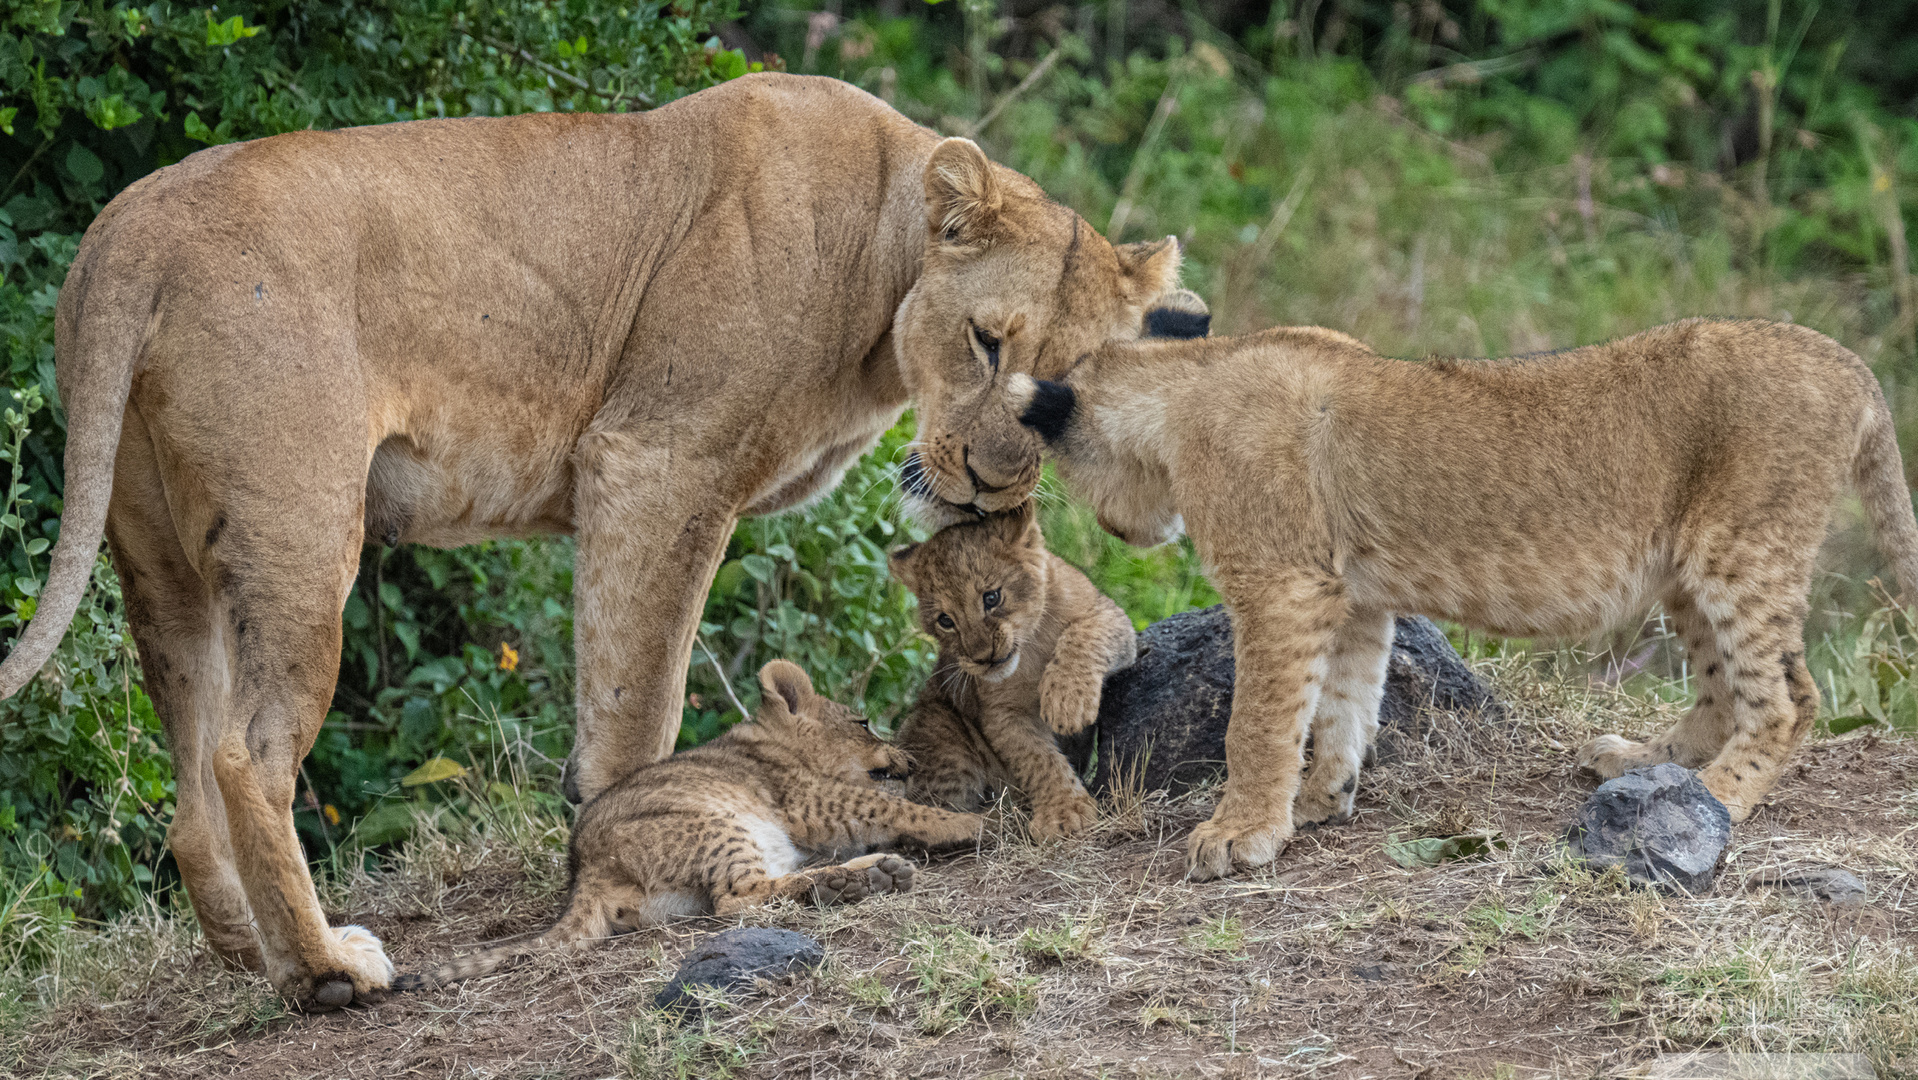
xmin=1294 ymin=608 xmax=1392 ymax=827
xmin=1037 ymin=597 xmax=1137 ymax=736
xmin=980 ymin=703 xmax=1098 ymax=840
xmin=570 ymin=431 xmax=738 ymax=802
xmin=1187 ymin=571 xmax=1345 ymax=880
xmin=712 ymin=853 xmax=916 ymax=914
xmin=1579 ymin=590 xmax=1733 ymax=777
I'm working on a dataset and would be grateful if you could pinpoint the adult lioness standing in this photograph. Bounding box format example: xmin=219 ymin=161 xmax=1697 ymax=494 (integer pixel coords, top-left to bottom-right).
xmin=0 ymin=73 xmax=1181 ymax=1007
xmin=1017 ymin=310 xmax=1918 ymax=880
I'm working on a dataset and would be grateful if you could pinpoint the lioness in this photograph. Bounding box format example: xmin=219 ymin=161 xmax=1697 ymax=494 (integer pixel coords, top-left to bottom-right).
xmin=0 ymin=73 xmax=1181 ymax=1006
xmin=1016 ymin=310 xmax=1918 ymax=880
xmin=888 ymin=501 xmax=1136 ymax=838
xmin=396 ymin=660 xmax=981 ymax=991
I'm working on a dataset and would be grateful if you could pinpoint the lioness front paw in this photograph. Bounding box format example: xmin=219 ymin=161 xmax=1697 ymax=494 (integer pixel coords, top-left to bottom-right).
xmin=1577 ymin=733 xmax=1648 ymax=780
xmin=306 ymin=924 xmax=394 ymax=1009
xmin=1292 ymin=779 xmax=1357 ymax=827
xmin=1028 ymin=791 xmax=1098 ymax=841
xmin=1038 ymin=669 xmax=1102 ymax=736
xmin=811 ymin=854 xmax=915 ymax=905
xmin=1185 ymin=813 xmax=1291 ymax=881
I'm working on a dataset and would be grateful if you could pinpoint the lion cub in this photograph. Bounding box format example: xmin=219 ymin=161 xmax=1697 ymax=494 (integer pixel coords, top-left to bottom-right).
xmin=889 ymin=501 xmax=1137 ymax=839
xmin=397 ymin=661 xmax=983 ymax=990
xmin=1017 ymin=303 xmax=1918 ymax=880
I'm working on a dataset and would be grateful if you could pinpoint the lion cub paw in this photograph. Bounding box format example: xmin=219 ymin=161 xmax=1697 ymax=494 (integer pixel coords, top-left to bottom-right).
xmin=1038 ymin=668 xmax=1103 ymax=736
xmin=810 ymin=854 xmax=915 ymax=906
xmin=1292 ymin=782 xmax=1357 ymax=828
xmin=1028 ymin=790 xmax=1098 ymax=842
xmin=1576 ymin=733 xmax=1647 ymax=780
xmin=1185 ymin=814 xmax=1291 ymax=881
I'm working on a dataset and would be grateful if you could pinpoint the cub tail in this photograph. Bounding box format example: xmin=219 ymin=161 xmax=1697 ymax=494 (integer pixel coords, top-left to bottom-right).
xmin=391 ymin=888 xmax=617 ymax=992
xmin=1853 ymin=392 xmax=1918 ymax=601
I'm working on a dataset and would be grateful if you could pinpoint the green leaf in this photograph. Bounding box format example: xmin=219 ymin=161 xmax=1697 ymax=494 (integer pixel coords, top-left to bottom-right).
xmin=15 ymin=575 xmax=41 ymax=598
xmin=711 ymin=48 xmax=749 ymax=81
xmin=24 ymin=538 xmax=48 ymax=556
xmin=1827 ymin=715 xmax=1879 ymax=735
xmin=84 ymin=94 xmax=142 ymax=131
xmin=353 ymin=802 xmax=416 ymax=846
xmin=183 ymin=112 xmax=228 ymax=146
xmin=712 ymin=559 xmax=748 ymax=597
xmin=206 ymin=14 xmax=264 ymax=47
xmin=1384 ymin=831 xmax=1506 ymax=868
xmin=401 ymin=756 xmax=467 ymax=786
xmin=741 ymin=553 xmax=776 ymax=585
xmin=0 ymin=108 xmax=15 ymax=138
xmin=390 ymin=620 xmax=420 ymax=660
xmin=64 ymin=144 xmax=105 ymax=188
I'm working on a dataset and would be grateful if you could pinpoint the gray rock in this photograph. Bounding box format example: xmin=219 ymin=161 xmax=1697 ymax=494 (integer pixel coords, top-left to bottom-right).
xmin=1063 ymin=607 xmax=1500 ymax=796
xmin=654 ymin=927 xmax=823 ymax=1012
xmin=1756 ymin=866 xmax=1868 ymax=907
xmin=1565 ymin=763 xmax=1732 ymax=893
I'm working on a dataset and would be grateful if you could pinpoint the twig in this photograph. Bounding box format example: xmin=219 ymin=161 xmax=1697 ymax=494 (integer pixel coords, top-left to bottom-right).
xmin=1107 ymin=72 xmax=1182 ymax=239
xmin=697 ymin=633 xmax=751 ymax=719
xmin=963 ymin=49 xmax=1062 ymax=138
xmin=477 ymin=34 xmax=653 ymax=109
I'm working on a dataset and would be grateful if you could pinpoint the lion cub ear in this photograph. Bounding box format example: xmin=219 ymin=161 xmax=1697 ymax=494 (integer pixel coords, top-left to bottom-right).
xmin=1116 ymin=236 xmax=1184 ymax=305
xmin=987 ymin=500 xmax=1042 ymax=550
xmin=925 ymin=138 xmax=1002 ymax=248
xmin=888 ymin=542 xmax=923 ymax=593
xmin=758 ymin=660 xmax=816 ymax=722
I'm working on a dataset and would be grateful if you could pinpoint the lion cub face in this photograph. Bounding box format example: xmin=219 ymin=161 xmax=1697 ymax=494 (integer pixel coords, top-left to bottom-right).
xmin=894 ymin=139 xmax=1183 ymax=526
xmin=888 ymin=503 xmax=1050 ymax=684
xmin=753 ymin=659 xmax=911 ymax=785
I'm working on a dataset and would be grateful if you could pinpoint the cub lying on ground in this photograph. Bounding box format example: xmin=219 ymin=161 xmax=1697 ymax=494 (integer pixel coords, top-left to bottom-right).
xmin=889 ymin=501 xmax=1136 ymax=839
xmin=396 ymin=661 xmax=983 ymax=990
xmin=1015 ymin=308 xmax=1918 ymax=880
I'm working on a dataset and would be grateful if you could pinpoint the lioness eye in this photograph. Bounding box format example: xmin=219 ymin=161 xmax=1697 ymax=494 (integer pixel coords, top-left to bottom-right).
xmin=970 ymin=323 xmax=1001 ymax=371
xmin=982 ymin=589 xmax=1001 ymax=611
xmin=936 ymin=613 xmax=956 ymax=630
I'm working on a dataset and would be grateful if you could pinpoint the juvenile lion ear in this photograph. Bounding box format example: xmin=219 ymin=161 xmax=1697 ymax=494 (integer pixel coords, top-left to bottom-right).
xmin=925 ymin=138 xmax=1002 ymax=247
xmin=1117 ymin=236 xmax=1183 ymax=303
xmin=887 ymin=543 xmax=922 ymax=591
xmin=988 ymin=501 xmax=1041 ymax=549
xmin=757 ymin=660 xmax=815 ymax=720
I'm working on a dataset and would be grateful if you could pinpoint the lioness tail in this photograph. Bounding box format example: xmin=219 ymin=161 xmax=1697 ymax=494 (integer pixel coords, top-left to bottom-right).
xmin=1854 ymin=394 xmax=1918 ymax=600
xmin=0 ymin=250 xmax=148 ymax=698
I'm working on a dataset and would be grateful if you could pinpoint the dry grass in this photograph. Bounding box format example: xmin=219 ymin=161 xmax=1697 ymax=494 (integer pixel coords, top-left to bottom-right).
xmin=5 ymin=656 xmax=1915 ymax=1079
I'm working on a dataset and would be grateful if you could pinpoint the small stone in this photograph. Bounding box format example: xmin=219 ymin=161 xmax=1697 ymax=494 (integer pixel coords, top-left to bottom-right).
xmin=1352 ymin=963 xmax=1391 ymax=982
xmin=312 ymin=980 xmax=355 ymax=1009
xmin=1565 ymin=764 xmax=1732 ymax=894
xmin=654 ymin=927 xmax=824 ymax=1013
xmin=1758 ymin=866 xmax=1867 ymax=907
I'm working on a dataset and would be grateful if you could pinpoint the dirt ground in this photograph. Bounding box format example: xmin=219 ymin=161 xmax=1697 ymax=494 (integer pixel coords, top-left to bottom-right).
xmin=12 ymin=666 xmax=1917 ymax=1080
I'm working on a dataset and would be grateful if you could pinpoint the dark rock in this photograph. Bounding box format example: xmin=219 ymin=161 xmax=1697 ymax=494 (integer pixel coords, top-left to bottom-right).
xmin=1565 ymin=764 xmax=1732 ymax=893
xmin=1756 ymin=866 xmax=1867 ymax=907
xmin=653 ymin=927 xmax=823 ymax=1012
xmin=1063 ymin=607 xmax=1500 ymax=796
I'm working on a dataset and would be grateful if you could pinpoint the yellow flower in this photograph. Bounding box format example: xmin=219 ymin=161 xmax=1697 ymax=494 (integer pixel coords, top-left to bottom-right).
xmin=499 ymin=642 xmax=519 ymax=672
xmin=1875 ymin=171 xmax=1893 ymax=194
xmin=322 ymin=804 xmax=340 ymax=826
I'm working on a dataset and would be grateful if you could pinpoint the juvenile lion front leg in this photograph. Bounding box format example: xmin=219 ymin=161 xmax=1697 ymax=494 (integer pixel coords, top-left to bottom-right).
xmin=1294 ymin=609 xmax=1392 ymax=826
xmin=1187 ymin=572 xmax=1345 ymax=880
xmin=1038 ymin=594 xmax=1137 ymax=736
xmin=980 ymin=703 xmax=1098 ymax=840
xmin=570 ymin=431 xmax=738 ymax=802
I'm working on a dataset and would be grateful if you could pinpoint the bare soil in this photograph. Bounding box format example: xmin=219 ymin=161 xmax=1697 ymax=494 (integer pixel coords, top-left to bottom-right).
xmin=13 ymin=667 xmax=1918 ymax=1080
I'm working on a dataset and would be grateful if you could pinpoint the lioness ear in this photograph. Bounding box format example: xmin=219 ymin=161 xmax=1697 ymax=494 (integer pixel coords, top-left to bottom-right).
xmin=1117 ymin=236 xmax=1183 ymax=303
xmin=988 ymin=500 xmax=1040 ymax=549
xmin=925 ymin=138 xmax=1002 ymax=247
xmin=758 ymin=659 xmax=815 ymax=720
xmin=1144 ymin=288 xmax=1211 ymax=339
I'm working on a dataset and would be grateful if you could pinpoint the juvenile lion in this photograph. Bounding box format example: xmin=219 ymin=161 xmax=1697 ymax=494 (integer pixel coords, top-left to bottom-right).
xmin=888 ymin=502 xmax=1136 ymax=839
xmin=1016 ymin=311 xmax=1918 ymax=880
xmin=395 ymin=660 xmax=982 ymax=990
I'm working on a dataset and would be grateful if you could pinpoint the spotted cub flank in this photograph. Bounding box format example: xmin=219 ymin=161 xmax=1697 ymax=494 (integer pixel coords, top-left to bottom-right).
xmin=889 ymin=501 xmax=1137 ymax=840
xmin=1021 ymin=311 xmax=1918 ymax=881
xmin=395 ymin=661 xmax=983 ymax=991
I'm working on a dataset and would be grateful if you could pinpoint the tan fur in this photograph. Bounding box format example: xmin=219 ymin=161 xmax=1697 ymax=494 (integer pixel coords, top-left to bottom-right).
xmin=395 ymin=661 xmax=981 ymax=991
xmin=888 ymin=503 xmax=1136 ymax=839
xmin=1022 ymin=315 xmax=1918 ymax=880
xmin=0 ymin=73 xmax=1182 ymax=1005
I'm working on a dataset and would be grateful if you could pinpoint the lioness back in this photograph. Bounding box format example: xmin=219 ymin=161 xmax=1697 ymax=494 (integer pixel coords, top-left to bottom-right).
xmin=395 ymin=661 xmax=982 ymax=991
xmin=889 ymin=502 xmax=1136 ymax=839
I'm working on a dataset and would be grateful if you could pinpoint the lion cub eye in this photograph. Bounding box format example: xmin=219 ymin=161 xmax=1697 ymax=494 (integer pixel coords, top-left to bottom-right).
xmin=982 ymin=588 xmax=1002 ymax=611
xmin=970 ymin=323 xmax=1001 ymax=371
xmin=936 ymin=613 xmax=956 ymax=631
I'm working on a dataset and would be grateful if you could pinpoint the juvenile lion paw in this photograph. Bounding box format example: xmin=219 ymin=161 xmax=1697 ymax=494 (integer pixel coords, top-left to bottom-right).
xmin=1028 ymin=791 xmax=1098 ymax=841
xmin=1577 ymin=734 xmax=1646 ymax=780
xmin=1292 ymin=780 xmax=1356 ymax=827
xmin=1038 ymin=668 xmax=1103 ymax=736
xmin=810 ymin=854 xmax=914 ymax=905
xmin=1185 ymin=814 xmax=1291 ymax=881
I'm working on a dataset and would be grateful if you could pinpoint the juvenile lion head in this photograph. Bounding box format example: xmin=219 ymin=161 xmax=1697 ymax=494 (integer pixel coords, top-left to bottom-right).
xmin=894 ymin=139 xmax=1183 ymax=525
xmin=751 ymin=660 xmax=910 ymax=786
xmin=888 ymin=501 xmax=1050 ymax=684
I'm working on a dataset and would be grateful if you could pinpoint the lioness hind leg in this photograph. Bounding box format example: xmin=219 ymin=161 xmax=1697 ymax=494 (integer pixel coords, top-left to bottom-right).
xmin=1295 ymin=608 xmax=1393 ymax=827
xmin=1578 ymin=591 xmax=1734 ymax=778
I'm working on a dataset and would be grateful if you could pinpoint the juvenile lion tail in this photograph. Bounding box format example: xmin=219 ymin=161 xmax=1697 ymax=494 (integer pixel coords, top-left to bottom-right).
xmin=1853 ymin=393 xmax=1918 ymax=602
xmin=391 ymin=891 xmax=615 ymax=992
xmin=0 ymin=247 xmax=148 ymax=699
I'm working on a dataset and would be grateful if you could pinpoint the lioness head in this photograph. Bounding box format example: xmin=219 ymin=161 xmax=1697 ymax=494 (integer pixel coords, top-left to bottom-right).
xmin=888 ymin=501 xmax=1050 ymax=684
xmin=1009 ymin=289 xmax=1212 ymax=548
xmin=754 ymin=659 xmax=910 ymax=785
xmin=894 ymin=139 xmax=1183 ymax=525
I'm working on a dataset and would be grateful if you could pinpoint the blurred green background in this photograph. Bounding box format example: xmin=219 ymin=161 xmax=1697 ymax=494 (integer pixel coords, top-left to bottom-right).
xmin=5 ymin=0 xmax=1918 ymax=966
